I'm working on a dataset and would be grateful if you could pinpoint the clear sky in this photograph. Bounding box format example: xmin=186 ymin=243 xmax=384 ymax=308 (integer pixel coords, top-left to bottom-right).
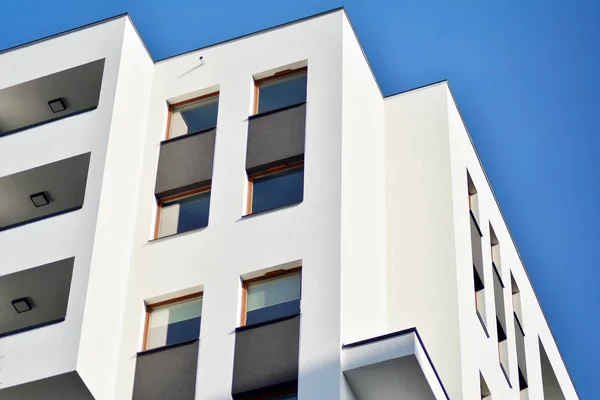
xmin=1 ymin=0 xmax=598 ymax=397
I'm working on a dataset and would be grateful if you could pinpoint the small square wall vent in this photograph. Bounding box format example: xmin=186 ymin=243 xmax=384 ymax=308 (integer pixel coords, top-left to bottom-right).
xmin=12 ymin=297 xmax=32 ymax=313
xmin=30 ymin=191 xmax=50 ymax=207
xmin=48 ymin=98 xmax=66 ymax=113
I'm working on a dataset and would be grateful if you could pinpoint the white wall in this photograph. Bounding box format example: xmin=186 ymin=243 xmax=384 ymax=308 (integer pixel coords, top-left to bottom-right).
xmin=339 ymin=14 xmax=388 ymax=345
xmin=384 ymin=83 xmax=464 ymax=398
xmin=112 ymin=11 xmax=345 ymax=400
xmin=0 ymin=18 xmax=126 ymax=390
xmin=445 ymin=84 xmax=578 ymax=400
xmin=76 ymin=18 xmax=154 ymax=400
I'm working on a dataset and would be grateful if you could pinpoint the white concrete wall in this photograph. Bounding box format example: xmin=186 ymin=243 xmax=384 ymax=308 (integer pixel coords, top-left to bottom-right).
xmin=0 ymin=18 xmax=126 ymax=390
xmin=340 ymin=15 xmax=388 ymax=345
xmin=112 ymin=11 xmax=345 ymax=400
xmin=384 ymin=83 xmax=465 ymax=399
xmin=445 ymin=84 xmax=578 ymax=400
xmin=76 ymin=18 xmax=154 ymax=400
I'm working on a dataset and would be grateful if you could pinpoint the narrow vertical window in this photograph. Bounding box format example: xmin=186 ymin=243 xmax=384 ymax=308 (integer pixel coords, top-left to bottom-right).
xmin=512 ymin=273 xmax=529 ymax=394
xmin=480 ymin=372 xmax=491 ymax=399
xmin=491 ymin=225 xmax=510 ymax=384
xmin=143 ymin=293 xmax=203 ymax=351
xmin=241 ymin=269 xmax=301 ymax=326
xmin=468 ymin=172 xmax=487 ymax=332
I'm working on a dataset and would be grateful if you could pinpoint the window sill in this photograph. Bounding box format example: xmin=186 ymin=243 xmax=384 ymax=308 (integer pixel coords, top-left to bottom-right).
xmin=138 ymin=338 xmax=199 ymax=356
xmin=161 ymin=126 xmax=216 ymax=144
xmin=477 ymin=311 xmax=489 ymax=338
xmin=500 ymin=362 xmax=512 ymax=388
xmin=239 ymin=201 xmax=302 ymax=221
xmin=148 ymin=225 xmax=208 ymax=243
xmin=236 ymin=313 xmax=300 ymax=333
xmin=492 ymin=262 xmax=505 ymax=287
xmin=249 ymin=101 xmax=306 ymax=120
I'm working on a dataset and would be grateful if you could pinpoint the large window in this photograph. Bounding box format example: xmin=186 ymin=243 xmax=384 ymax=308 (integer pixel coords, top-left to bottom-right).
xmin=144 ymin=293 xmax=203 ymax=351
xmin=247 ymin=162 xmax=304 ymax=215
xmin=254 ymin=68 xmax=307 ymax=115
xmin=155 ymin=187 xmax=211 ymax=238
xmin=242 ymin=269 xmax=301 ymax=326
xmin=167 ymin=93 xmax=219 ymax=139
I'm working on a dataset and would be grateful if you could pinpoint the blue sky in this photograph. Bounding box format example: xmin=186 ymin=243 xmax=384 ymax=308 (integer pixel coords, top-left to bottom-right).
xmin=2 ymin=0 xmax=598 ymax=397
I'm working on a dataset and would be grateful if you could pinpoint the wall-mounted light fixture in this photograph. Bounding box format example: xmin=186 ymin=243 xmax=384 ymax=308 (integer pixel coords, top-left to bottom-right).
xmin=30 ymin=191 xmax=50 ymax=207
xmin=12 ymin=297 xmax=32 ymax=313
xmin=48 ymin=98 xmax=67 ymax=113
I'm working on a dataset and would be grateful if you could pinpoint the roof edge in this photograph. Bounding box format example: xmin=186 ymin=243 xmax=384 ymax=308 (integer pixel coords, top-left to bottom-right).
xmin=0 ymin=12 xmax=130 ymax=56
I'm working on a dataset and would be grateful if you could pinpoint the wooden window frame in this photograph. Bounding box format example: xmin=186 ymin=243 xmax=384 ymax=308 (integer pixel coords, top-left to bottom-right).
xmin=246 ymin=161 xmax=304 ymax=215
xmin=240 ymin=267 xmax=302 ymax=327
xmin=253 ymin=67 xmax=307 ymax=115
xmin=142 ymin=291 xmax=203 ymax=351
xmin=154 ymin=185 xmax=211 ymax=239
xmin=165 ymin=91 xmax=219 ymax=140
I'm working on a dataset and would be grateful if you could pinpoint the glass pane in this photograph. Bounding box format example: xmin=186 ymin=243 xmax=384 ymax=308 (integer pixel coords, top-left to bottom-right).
xmin=170 ymin=97 xmax=218 ymax=138
xmin=258 ymin=73 xmax=306 ymax=114
xmin=252 ymin=167 xmax=303 ymax=214
xmin=147 ymin=297 xmax=203 ymax=350
xmin=247 ymin=273 xmax=301 ymax=311
xmin=176 ymin=191 xmax=211 ymax=233
xmin=246 ymin=299 xmax=300 ymax=326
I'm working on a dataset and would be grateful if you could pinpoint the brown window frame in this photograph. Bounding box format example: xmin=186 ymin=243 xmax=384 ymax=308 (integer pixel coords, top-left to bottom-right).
xmin=253 ymin=67 xmax=307 ymax=115
xmin=154 ymin=185 xmax=211 ymax=239
xmin=142 ymin=291 xmax=203 ymax=351
xmin=165 ymin=91 xmax=219 ymax=140
xmin=246 ymin=160 xmax=304 ymax=216
xmin=240 ymin=267 xmax=302 ymax=326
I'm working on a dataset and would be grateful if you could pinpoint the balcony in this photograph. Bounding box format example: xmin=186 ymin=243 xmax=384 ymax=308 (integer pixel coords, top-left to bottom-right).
xmin=0 ymin=372 xmax=94 ymax=400
xmin=0 ymin=153 xmax=90 ymax=232
xmin=0 ymin=59 xmax=104 ymax=136
xmin=0 ymin=257 xmax=74 ymax=338
xmin=132 ymin=340 xmax=199 ymax=400
xmin=232 ymin=315 xmax=300 ymax=398
xmin=342 ymin=328 xmax=449 ymax=400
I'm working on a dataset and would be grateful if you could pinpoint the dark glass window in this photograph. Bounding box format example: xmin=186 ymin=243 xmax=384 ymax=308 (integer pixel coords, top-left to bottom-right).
xmin=245 ymin=272 xmax=301 ymax=326
xmin=256 ymin=71 xmax=307 ymax=114
xmin=250 ymin=165 xmax=303 ymax=214
xmin=158 ymin=189 xmax=211 ymax=237
xmin=169 ymin=95 xmax=219 ymax=139
xmin=146 ymin=296 xmax=203 ymax=350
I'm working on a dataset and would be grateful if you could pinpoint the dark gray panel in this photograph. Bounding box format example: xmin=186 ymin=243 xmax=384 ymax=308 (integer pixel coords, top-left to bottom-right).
xmin=0 ymin=59 xmax=105 ymax=135
xmin=470 ymin=217 xmax=484 ymax=281
xmin=0 ymin=258 xmax=74 ymax=338
xmin=155 ymin=130 xmax=215 ymax=199
xmin=232 ymin=316 xmax=300 ymax=397
xmin=0 ymin=371 xmax=94 ymax=400
xmin=0 ymin=153 xmax=90 ymax=231
xmin=246 ymin=103 xmax=306 ymax=174
xmin=132 ymin=340 xmax=199 ymax=400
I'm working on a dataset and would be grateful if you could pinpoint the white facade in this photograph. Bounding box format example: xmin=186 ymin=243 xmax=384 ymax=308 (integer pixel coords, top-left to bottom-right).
xmin=0 ymin=8 xmax=578 ymax=400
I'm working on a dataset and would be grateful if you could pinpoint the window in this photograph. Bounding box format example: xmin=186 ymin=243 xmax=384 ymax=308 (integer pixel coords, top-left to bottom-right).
xmin=247 ymin=162 xmax=304 ymax=215
xmin=254 ymin=68 xmax=307 ymax=115
xmin=468 ymin=171 xmax=486 ymax=332
xmin=144 ymin=293 xmax=203 ymax=351
xmin=155 ymin=186 xmax=211 ymax=238
xmin=512 ymin=273 xmax=528 ymax=392
xmin=241 ymin=269 xmax=301 ymax=326
xmin=167 ymin=93 xmax=219 ymax=139
xmin=490 ymin=225 xmax=510 ymax=384
xmin=480 ymin=372 xmax=491 ymax=400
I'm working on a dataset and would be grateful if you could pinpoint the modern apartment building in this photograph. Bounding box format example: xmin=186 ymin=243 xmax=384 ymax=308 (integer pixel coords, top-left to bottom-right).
xmin=0 ymin=8 xmax=578 ymax=400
